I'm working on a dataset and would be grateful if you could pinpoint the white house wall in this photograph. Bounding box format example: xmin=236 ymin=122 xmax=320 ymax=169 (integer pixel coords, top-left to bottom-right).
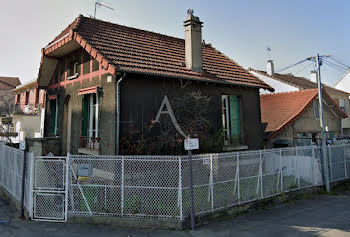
xmin=335 ymin=71 xmax=350 ymax=95
xmin=250 ymin=71 xmax=299 ymax=94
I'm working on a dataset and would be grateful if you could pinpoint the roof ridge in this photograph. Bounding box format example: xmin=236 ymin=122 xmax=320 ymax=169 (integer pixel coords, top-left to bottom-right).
xmin=260 ymin=88 xmax=318 ymax=97
xmin=252 ymin=67 xmax=350 ymax=95
xmin=80 ymin=14 xmax=184 ymax=43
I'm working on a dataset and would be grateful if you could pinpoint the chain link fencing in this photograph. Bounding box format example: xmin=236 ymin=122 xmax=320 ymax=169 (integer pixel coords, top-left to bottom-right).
xmin=0 ymin=143 xmax=349 ymax=222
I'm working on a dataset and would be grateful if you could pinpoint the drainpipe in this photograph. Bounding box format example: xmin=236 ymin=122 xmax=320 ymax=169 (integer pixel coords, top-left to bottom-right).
xmin=116 ymin=72 xmax=126 ymax=155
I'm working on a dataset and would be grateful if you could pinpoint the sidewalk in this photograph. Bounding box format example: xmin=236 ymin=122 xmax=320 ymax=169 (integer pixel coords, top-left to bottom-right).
xmin=0 ymin=190 xmax=350 ymax=237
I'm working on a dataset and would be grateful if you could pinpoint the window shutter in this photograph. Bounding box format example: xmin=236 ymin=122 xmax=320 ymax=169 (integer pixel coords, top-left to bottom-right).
xmin=82 ymin=95 xmax=89 ymax=136
xmin=229 ymin=96 xmax=241 ymax=143
xmin=50 ymin=100 xmax=56 ymax=134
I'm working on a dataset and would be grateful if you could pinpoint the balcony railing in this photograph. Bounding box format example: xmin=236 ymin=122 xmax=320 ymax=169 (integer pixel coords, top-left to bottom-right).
xmin=79 ymin=136 xmax=100 ymax=150
xmin=14 ymin=103 xmax=42 ymax=115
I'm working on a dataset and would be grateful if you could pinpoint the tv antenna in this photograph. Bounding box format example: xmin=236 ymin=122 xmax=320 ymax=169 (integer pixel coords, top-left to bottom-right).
xmin=94 ymin=1 xmax=115 ymax=19
xmin=266 ymin=46 xmax=272 ymax=60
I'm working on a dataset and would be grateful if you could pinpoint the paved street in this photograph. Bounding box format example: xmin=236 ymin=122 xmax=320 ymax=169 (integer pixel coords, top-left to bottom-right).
xmin=0 ymin=191 xmax=350 ymax=237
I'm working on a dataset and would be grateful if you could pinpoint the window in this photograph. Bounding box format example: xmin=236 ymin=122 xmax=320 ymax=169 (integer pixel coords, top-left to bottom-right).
xmin=25 ymin=91 xmax=29 ymax=105
xmin=222 ymin=95 xmax=242 ymax=146
xmin=339 ymin=99 xmax=346 ymax=113
xmin=67 ymin=53 xmax=80 ymax=79
xmin=49 ymin=99 xmax=58 ymax=135
xmin=81 ymin=93 xmax=99 ymax=149
xmin=314 ymin=101 xmax=319 ymax=119
xmin=35 ymin=89 xmax=39 ymax=106
xmin=296 ymin=132 xmax=311 ymax=146
xmin=16 ymin=94 xmax=20 ymax=103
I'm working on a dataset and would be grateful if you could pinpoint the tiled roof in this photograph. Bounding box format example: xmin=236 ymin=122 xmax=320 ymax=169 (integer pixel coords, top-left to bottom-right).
xmin=250 ymin=69 xmax=349 ymax=96
xmin=0 ymin=77 xmax=21 ymax=90
xmin=42 ymin=15 xmax=273 ymax=91
xmin=260 ymin=88 xmax=347 ymax=138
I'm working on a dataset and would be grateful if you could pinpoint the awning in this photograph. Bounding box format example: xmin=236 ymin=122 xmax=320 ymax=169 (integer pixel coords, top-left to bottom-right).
xmin=48 ymin=94 xmax=57 ymax=100
xmin=78 ymin=86 xmax=99 ymax=95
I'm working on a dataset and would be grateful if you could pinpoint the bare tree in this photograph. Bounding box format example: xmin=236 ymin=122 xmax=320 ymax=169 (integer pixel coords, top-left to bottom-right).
xmin=120 ymin=90 xmax=223 ymax=155
xmin=0 ymin=90 xmax=16 ymax=143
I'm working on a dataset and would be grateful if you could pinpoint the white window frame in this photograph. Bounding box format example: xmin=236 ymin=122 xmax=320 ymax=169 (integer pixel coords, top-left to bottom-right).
xmin=87 ymin=93 xmax=99 ymax=148
xmin=54 ymin=98 xmax=58 ymax=135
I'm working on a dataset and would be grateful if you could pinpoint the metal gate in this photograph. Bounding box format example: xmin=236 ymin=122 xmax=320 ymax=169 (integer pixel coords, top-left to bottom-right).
xmin=32 ymin=156 xmax=68 ymax=222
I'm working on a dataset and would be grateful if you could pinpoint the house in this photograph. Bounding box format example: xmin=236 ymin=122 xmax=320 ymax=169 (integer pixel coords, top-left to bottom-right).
xmin=11 ymin=79 xmax=46 ymax=143
xmin=37 ymin=12 xmax=273 ymax=155
xmin=260 ymin=88 xmax=347 ymax=148
xmin=335 ymin=69 xmax=350 ymax=93
xmin=249 ymin=61 xmax=350 ymax=136
xmin=0 ymin=76 xmax=21 ymax=141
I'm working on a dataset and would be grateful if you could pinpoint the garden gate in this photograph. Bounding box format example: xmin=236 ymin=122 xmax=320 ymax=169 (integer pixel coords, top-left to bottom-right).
xmin=32 ymin=156 xmax=68 ymax=222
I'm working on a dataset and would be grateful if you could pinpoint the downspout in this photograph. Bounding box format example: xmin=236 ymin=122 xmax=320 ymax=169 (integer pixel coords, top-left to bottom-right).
xmin=116 ymin=72 xmax=126 ymax=155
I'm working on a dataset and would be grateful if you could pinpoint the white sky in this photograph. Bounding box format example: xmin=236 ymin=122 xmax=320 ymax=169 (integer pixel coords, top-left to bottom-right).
xmin=0 ymin=0 xmax=349 ymax=86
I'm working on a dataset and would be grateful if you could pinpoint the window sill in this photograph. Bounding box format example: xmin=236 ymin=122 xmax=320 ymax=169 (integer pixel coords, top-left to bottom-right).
xmin=78 ymin=147 xmax=100 ymax=155
xmin=223 ymin=145 xmax=248 ymax=152
xmin=67 ymin=73 xmax=79 ymax=80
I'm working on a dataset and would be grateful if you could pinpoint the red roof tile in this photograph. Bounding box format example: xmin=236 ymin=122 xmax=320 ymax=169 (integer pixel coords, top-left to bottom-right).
xmin=260 ymin=88 xmax=347 ymax=138
xmin=42 ymin=15 xmax=273 ymax=91
xmin=0 ymin=77 xmax=21 ymax=90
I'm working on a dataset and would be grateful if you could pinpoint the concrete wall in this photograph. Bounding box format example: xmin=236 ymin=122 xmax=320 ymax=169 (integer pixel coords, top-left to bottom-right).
xmin=26 ymin=137 xmax=61 ymax=156
xmin=12 ymin=115 xmax=41 ymax=143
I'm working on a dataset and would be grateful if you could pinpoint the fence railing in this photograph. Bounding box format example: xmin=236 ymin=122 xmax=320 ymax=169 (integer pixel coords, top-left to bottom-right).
xmin=0 ymin=143 xmax=349 ymax=222
xmin=0 ymin=143 xmax=33 ymax=217
xmin=66 ymin=144 xmax=349 ymax=220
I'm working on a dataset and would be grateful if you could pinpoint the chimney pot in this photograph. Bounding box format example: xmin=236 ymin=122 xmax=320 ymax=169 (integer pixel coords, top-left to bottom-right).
xmin=310 ymin=70 xmax=317 ymax=83
xmin=184 ymin=10 xmax=203 ymax=73
xmin=267 ymin=60 xmax=274 ymax=76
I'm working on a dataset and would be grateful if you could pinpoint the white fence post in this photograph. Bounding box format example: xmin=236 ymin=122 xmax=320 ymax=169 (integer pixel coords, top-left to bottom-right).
xmin=344 ymin=143 xmax=347 ymax=179
xmin=210 ymin=154 xmax=214 ymax=212
xmin=328 ymin=145 xmax=332 ymax=182
xmin=312 ymin=146 xmax=317 ymax=186
xmin=257 ymin=150 xmax=263 ymax=199
xmin=237 ymin=154 xmax=240 ymax=204
xmin=28 ymin=152 xmax=34 ymax=219
xmin=178 ymin=156 xmax=183 ymax=220
xmin=280 ymin=149 xmax=283 ymax=192
xmin=64 ymin=153 xmax=70 ymax=222
xmin=121 ymin=156 xmax=124 ymax=217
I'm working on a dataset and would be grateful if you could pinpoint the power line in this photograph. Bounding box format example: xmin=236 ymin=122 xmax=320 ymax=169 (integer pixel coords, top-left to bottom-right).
xmin=275 ymin=59 xmax=309 ymax=73
xmin=294 ymin=62 xmax=314 ymax=76
xmin=323 ymin=59 xmax=349 ymax=71
xmin=329 ymin=56 xmax=350 ymax=69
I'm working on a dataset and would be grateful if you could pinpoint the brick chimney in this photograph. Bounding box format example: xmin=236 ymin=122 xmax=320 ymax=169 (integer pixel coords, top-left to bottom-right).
xmin=184 ymin=9 xmax=203 ymax=73
xmin=267 ymin=60 xmax=274 ymax=76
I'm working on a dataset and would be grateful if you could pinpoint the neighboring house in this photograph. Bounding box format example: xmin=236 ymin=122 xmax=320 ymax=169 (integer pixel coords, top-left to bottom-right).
xmin=11 ymin=79 xmax=46 ymax=143
xmin=37 ymin=13 xmax=273 ymax=155
xmin=0 ymin=77 xmax=21 ymax=141
xmin=335 ymin=69 xmax=350 ymax=93
xmin=249 ymin=61 xmax=350 ymax=136
xmin=260 ymin=88 xmax=347 ymax=148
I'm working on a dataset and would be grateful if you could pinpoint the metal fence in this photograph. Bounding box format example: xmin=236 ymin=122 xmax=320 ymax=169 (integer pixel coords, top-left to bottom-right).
xmin=0 ymin=143 xmax=33 ymax=217
xmin=66 ymin=144 xmax=349 ymax=220
xmin=0 ymin=143 xmax=349 ymax=222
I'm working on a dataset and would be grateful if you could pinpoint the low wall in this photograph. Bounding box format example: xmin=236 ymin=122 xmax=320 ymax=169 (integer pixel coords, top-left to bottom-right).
xmin=67 ymin=185 xmax=324 ymax=230
xmin=26 ymin=137 xmax=61 ymax=156
xmin=0 ymin=186 xmax=30 ymax=219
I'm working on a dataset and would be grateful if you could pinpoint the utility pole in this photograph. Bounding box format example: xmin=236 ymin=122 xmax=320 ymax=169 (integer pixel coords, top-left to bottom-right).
xmin=308 ymin=54 xmax=331 ymax=192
